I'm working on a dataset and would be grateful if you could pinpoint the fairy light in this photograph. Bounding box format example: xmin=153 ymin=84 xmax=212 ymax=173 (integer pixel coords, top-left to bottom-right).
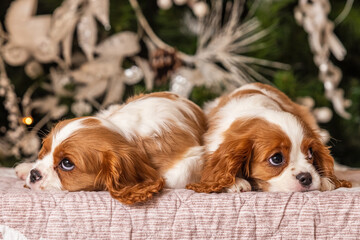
xmin=22 ymin=116 xmax=33 ymax=125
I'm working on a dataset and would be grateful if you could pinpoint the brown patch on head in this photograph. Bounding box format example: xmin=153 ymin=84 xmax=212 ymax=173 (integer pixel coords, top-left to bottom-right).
xmin=207 ymin=89 xmax=266 ymax=120
xmin=126 ymin=92 xmax=179 ymax=104
xmin=203 ymin=88 xmax=271 ymax=156
xmin=241 ymin=118 xmax=291 ymax=186
xmin=82 ymin=118 xmax=101 ymax=127
xmin=37 ymin=117 xmax=87 ymax=159
xmin=187 ymin=118 xmax=291 ymax=193
xmin=52 ymin=126 xmax=165 ymax=204
xmin=53 ymin=127 xmax=136 ymax=189
xmin=52 ymin=118 xmax=82 ymax=133
xmin=252 ymin=83 xmax=320 ymax=134
xmin=207 ymin=83 xmax=320 ymax=143
xmin=52 ymin=127 xmax=117 ymax=191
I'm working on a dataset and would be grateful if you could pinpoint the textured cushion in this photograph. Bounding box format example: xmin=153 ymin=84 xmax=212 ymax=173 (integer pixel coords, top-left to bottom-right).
xmin=1 ymin=167 xmax=360 ymax=239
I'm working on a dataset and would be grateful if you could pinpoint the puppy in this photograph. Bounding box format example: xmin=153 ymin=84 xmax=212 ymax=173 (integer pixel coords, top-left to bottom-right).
xmin=16 ymin=92 xmax=206 ymax=204
xmin=186 ymin=83 xmax=351 ymax=193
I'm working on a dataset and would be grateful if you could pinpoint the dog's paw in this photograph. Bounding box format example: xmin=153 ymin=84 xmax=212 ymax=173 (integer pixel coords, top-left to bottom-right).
xmin=15 ymin=162 xmax=34 ymax=180
xmin=320 ymin=177 xmax=335 ymax=191
xmin=226 ymin=178 xmax=251 ymax=193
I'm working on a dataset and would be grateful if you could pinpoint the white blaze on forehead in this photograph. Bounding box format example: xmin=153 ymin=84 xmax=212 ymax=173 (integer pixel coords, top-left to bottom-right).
xmin=232 ymin=83 xmax=281 ymax=101
xmin=262 ymin=111 xmax=304 ymax=146
xmin=51 ymin=119 xmax=84 ymax=152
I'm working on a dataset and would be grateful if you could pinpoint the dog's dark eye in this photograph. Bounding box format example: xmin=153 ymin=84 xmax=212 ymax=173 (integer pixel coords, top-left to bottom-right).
xmin=59 ymin=158 xmax=75 ymax=171
xmin=268 ymin=153 xmax=284 ymax=166
xmin=307 ymin=148 xmax=313 ymax=160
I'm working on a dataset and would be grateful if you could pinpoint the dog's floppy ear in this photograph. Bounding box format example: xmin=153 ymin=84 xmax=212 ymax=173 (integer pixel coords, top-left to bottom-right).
xmin=313 ymin=144 xmax=352 ymax=189
xmin=96 ymin=145 xmax=164 ymax=204
xmin=186 ymin=137 xmax=252 ymax=193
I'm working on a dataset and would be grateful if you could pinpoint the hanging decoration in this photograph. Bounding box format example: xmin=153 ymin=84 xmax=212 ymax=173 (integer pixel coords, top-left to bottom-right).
xmin=157 ymin=0 xmax=209 ymax=18
xmin=295 ymin=0 xmax=352 ymax=119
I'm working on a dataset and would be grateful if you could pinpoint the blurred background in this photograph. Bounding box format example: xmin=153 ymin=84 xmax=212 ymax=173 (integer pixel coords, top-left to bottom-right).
xmin=0 ymin=0 xmax=359 ymax=167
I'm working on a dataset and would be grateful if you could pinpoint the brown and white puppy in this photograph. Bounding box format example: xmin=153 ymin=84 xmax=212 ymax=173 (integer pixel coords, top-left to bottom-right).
xmin=187 ymin=83 xmax=351 ymax=193
xmin=16 ymin=92 xmax=206 ymax=204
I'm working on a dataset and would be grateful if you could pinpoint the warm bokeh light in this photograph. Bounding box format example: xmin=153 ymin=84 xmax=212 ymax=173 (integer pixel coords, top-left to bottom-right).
xmin=22 ymin=116 xmax=33 ymax=125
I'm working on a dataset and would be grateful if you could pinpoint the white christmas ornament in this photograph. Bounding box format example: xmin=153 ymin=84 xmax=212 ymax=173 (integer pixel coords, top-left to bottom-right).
xmin=170 ymin=68 xmax=202 ymax=97
xmin=157 ymin=0 xmax=173 ymax=10
xmin=124 ymin=66 xmax=144 ymax=85
xmin=171 ymin=73 xmax=194 ymax=98
xmin=313 ymin=107 xmax=333 ymax=123
xmin=192 ymin=2 xmax=209 ymax=18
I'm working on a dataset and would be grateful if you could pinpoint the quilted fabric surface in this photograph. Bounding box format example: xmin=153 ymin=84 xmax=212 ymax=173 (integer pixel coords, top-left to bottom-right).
xmin=1 ymin=167 xmax=360 ymax=239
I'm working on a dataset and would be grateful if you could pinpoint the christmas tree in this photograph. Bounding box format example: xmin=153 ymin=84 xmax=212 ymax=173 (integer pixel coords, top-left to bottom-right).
xmin=0 ymin=0 xmax=359 ymax=167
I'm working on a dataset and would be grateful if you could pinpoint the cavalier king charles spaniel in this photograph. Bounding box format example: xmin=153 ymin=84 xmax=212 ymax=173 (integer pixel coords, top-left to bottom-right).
xmin=15 ymin=92 xmax=206 ymax=204
xmin=187 ymin=83 xmax=351 ymax=193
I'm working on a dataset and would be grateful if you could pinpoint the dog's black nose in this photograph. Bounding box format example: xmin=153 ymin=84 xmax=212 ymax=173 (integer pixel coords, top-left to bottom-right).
xmin=296 ymin=172 xmax=312 ymax=187
xmin=30 ymin=169 xmax=42 ymax=183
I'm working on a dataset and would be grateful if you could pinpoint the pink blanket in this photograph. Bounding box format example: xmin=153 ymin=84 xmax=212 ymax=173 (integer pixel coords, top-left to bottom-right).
xmin=1 ymin=167 xmax=360 ymax=239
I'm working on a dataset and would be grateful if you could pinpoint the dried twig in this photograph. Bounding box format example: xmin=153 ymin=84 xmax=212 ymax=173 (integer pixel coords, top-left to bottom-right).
xmin=335 ymin=0 xmax=354 ymax=25
xmin=128 ymin=0 xmax=194 ymax=64
xmin=195 ymin=0 xmax=290 ymax=87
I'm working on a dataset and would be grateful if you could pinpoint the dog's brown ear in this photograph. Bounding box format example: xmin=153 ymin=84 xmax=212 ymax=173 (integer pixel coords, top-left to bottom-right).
xmin=314 ymin=144 xmax=352 ymax=189
xmin=96 ymin=145 xmax=164 ymax=204
xmin=186 ymin=138 xmax=252 ymax=193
